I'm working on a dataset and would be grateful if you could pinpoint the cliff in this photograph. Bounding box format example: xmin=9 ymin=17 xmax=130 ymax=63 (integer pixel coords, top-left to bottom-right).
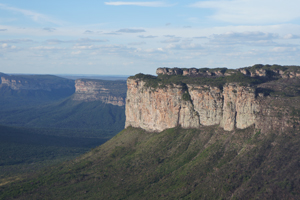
xmin=126 ymin=64 xmax=300 ymax=132
xmin=73 ymin=79 xmax=126 ymax=106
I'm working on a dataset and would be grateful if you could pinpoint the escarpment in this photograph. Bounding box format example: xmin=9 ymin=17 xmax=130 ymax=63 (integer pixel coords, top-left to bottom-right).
xmin=73 ymin=79 xmax=126 ymax=106
xmin=126 ymin=64 xmax=300 ymax=132
xmin=0 ymin=75 xmax=74 ymax=91
xmin=125 ymin=80 xmax=258 ymax=132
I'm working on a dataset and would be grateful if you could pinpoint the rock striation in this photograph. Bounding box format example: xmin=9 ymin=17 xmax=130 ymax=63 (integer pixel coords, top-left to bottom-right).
xmin=73 ymin=79 xmax=126 ymax=106
xmin=125 ymin=79 xmax=258 ymax=132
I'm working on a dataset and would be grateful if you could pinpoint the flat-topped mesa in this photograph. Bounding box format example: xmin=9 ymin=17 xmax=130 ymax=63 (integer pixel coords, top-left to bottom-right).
xmin=73 ymin=79 xmax=126 ymax=106
xmin=126 ymin=64 xmax=300 ymax=133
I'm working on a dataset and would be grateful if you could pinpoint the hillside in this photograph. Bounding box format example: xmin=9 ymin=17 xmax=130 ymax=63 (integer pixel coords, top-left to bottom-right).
xmin=1 ymin=126 xmax=300 ymax=199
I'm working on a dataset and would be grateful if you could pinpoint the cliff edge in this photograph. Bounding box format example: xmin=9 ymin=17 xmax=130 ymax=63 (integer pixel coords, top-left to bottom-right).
xmin=126 ymin=64 xmax=300 ymax=132
xmin=72 ymin=79 xmax=126 ymax=106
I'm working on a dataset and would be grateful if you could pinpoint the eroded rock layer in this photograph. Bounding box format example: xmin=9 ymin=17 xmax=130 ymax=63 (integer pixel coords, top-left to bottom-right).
xmin=125 ymin=79 xmax=259 ymax=132
xmin=73 ymin=79 xmax=126 ymax=106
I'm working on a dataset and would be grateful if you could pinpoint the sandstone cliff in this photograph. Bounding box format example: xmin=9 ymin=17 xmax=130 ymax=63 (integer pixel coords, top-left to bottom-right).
xmin=73 ymin=79 xmax=126 ymax=106
xmin=126 ymin=65 xmax=300 ymax=132
xmin=125 ymin=79 xmax=258 ymax=132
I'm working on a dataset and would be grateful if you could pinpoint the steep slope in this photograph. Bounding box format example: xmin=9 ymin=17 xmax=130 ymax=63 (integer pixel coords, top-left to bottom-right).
xmin=2 ymin=126 xmax=300 ymax=199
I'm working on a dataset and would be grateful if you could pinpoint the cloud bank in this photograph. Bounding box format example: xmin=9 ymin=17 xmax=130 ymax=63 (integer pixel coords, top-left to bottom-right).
xmin=190 ymin=0 xmax=300 ymax=24
xmin=104 ymin=1 xmax=174 ymax=7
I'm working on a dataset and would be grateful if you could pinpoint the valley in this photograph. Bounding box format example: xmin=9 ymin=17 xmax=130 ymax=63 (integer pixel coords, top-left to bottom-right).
xmin=0 ymin=73 xmax=127 ymax=186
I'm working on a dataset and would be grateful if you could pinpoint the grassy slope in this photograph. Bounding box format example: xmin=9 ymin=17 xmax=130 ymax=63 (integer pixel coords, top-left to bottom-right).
xmin=2 ymin=126 xmax=300 ymax=200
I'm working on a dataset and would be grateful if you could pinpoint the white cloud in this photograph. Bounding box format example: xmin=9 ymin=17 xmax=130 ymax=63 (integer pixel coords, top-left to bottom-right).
xmin=43 ymin=27 xmax=56 ymax=32
xmin=212 ymin=31 xmax=278 ymax=40
xmin=283 ymin=34 xmax=300 ymax=39
xmin=161 ymin=38 xmax=181 ymax=43
xmin=117 ymin=28 xmax=146 ymax=33
xmin=0 ymin=39 xmax=33 ymax=43
xmin=166 ymin=42 xmax=203 ymax=50
xmin=1 ymin=43 xmax=16 ymax=49
xmin=30 ymin=46 xmax=64 ymax=50
xmin=138 ymin=35 xmax=157 ymax=38
xmin=0 ymin=3 xmax=63 ymax=25
xmin=190 ymin=0 xmax=300 ymax=24
xmin=104 ymin=1 xmax=174 ymax=7
xmin=128 ymin=42 xmax=146 ymax=45
xmin=271 ymin=47 xmax=297 ymax=52
xmin=71 ymin=51 xmax=82 ymax=55
xmin=209 ymin=31 xmax=279 ymax=46
xmin=46 ymin=38 xmax=108 ymax=44
xmin=73 ymin=45 xmax=95 ymax=50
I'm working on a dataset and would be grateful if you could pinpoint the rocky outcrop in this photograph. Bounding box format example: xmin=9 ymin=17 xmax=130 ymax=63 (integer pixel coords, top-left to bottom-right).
xmin=156 ymin=68 xmax=228 ymax=77
xmin=156 ymin=65 xmax=300 ymax=79
xmin=73 ymin=79 xmax=126 ymax=106
xmin=125 ymin=79 xmax=259 ymax=132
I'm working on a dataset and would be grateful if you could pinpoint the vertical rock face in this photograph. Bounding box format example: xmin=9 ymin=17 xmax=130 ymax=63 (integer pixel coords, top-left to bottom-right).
xmin=125 ymin=78 xmax=259 ymax=132
xmin=221 ymin=83 xmax=258 ymax=131
xmin=125 ymin=79 xmax=191 ymax=132
xmin=188 ymin=85 xmax=223 ymax=126
xmin=73 ymin=79 xmax=126 ymax=106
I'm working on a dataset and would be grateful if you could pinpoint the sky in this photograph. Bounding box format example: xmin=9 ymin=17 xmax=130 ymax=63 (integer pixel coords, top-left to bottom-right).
xmin=0 ymin=0 xmax=300 ymax=75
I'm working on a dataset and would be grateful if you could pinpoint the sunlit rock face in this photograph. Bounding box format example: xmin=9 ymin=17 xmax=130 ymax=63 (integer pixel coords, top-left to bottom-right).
xmin=125 ymin=79 xmax=259 ymax=132
xmin=73 ymin=79 xmax=126 ymax=106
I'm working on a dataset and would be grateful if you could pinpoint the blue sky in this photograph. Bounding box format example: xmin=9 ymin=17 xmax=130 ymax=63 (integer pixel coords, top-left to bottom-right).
xmin=0 ymin=0 xmax=300 ymax=75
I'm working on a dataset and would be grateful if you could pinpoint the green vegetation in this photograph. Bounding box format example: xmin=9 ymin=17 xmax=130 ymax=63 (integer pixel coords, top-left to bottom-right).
xmin=0 ymin=98 xmax=125 ymax=131
xmin=2 ymin=126 xmax=300 ymax=199
xmin=130 ymin=65 xmax=300 ymax=91
xmin=129 ymin=71 xmax=264 ymax=90
xmin=0 ymin=125 xmax=109 ymax=183
xmin=0 ymin=74 xmax=127 ymax=191
xmin=182 ymin=91 xmax=191 ymax=101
